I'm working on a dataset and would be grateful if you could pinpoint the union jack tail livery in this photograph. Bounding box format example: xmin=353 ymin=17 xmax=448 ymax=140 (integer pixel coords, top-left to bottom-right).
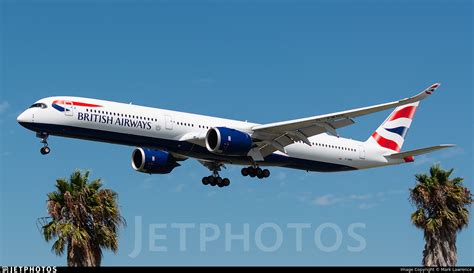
xmin=367 ymin=102 xmax=419 ymax=152
xmin=366 ymin=83 xmax=441 ymax=153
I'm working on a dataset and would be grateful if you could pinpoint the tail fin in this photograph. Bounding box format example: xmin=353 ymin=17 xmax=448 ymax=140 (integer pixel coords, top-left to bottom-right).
xmin=366 ymin=102 xmax=420 ymax=152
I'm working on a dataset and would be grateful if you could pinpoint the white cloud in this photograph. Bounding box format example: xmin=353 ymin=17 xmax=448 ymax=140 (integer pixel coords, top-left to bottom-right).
xmin=0 ymin=101 xmax=9 ymax=115
xmin=349 ymin=194 xmax=372 ymax=200
xmin=311 ymin=190 xmax=404 ymax=209
xmin=313 ymin=194 xmax=344 ymax=206
xmin=413 ymin=155 xmax=437 ymax=166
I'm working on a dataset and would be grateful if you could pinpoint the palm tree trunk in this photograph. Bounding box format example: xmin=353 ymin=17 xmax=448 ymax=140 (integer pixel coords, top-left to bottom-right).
xmin=67 ymin=241 xmax=75 ymax=267
xmin=67 ymin=240 xmax=97 ymax=266
xmin=423 ymin=230 xmax=457 ymax=266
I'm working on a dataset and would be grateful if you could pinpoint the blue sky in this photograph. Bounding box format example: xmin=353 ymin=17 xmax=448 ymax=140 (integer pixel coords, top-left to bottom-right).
xmin=1 ymin=0 xmax=472 ymax=266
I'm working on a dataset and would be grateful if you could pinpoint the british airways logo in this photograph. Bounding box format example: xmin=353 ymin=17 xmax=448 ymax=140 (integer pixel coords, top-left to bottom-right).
xmin=53 ymin=100 xmax=153 ymax=130
xmin=78 ymin=112 xmax=152 ymax=130
xmin=52 ymin=100 xmax=103 ymax=112
xmin=371 ymin=104 xmax=418 ymax=152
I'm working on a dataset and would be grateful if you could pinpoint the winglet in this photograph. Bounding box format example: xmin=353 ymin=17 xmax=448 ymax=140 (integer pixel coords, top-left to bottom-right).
xmin=398 ymin=82 xmax=441 ymax=105
xmin=425 ymin=83 xmax=441 ymax=95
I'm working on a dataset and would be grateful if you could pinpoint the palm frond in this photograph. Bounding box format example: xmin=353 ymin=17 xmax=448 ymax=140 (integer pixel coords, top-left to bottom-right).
xmin=41 ymin=170 xmax=125 ymax=266
xmin=52 ymin=237 xmax=66 ymax=256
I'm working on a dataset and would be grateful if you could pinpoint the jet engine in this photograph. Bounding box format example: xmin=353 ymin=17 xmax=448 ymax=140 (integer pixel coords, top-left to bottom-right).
xmin=205 ymin=127 xmax=253 ymax=156
xmin=131 ymin=148 xmax=180 ymax=174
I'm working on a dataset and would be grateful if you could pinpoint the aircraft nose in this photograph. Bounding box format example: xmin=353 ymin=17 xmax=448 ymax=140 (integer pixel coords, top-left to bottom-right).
xmin=17 ymin=110 xmax=37 ymax=131
xmin=17 ymin=111 xmax=28 ymax=124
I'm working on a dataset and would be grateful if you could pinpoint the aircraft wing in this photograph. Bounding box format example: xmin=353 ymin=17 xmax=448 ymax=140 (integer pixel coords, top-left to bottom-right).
xmin=249 ymin=83 xmax=441 ymax=159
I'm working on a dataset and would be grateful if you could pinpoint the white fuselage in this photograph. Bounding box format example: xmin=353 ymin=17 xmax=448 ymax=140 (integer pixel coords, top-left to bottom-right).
xmin=17 ymin=96 xmax=403 ymax=172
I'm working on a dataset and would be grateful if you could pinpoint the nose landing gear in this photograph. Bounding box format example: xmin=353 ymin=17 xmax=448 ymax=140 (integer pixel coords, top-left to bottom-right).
xmin=37 ymin=132 xmax=50 ymax=155
xmin=40 ymin=146 xmax=50 ymax=155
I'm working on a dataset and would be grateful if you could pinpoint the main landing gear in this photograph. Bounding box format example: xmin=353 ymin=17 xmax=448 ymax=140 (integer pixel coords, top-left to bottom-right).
xmin=199 ymin=161 xmax=230 ymax=188
xmin=202 ymin=175 xmax=230 ymax=188
xmin=37 ymin=132 xmax=50 ymax=155
xmin=241 ymin=166 xmax=270 ymax=179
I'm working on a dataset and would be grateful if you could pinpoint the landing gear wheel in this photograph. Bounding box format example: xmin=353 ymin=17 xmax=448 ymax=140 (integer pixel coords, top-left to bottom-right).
xmin=209 ymin=176 xmax=217 ymax=186
xmin=242 ymin=166 xmax=270 ymax=180
xmin=202 ymin=162 xmax=230 ymax=188
xmin=222 ymin=178 xmax=230 ymax=187
xmin=249 ymin=167 xmax=257 ymax=177
xmin=40 ymin=146 xmax=50 ymax=155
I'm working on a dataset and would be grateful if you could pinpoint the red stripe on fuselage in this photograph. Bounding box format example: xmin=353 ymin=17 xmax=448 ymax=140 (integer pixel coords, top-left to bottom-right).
xmin=372 ymin=132 xmax=401 ymax=152
xmin=388 ymin=106 xmax=416 ymax=121
xmin=52 ymin=100 xmax=102 ymax=107
xmin=72 ymin=101 xmax=103 ymax=107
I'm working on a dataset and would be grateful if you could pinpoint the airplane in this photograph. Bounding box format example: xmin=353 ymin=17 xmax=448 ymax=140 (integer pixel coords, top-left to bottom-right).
xmin=17 ymin=83 xmax=454 ymax=187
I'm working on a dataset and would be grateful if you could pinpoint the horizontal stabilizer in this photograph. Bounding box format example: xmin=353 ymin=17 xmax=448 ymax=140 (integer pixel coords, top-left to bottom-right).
xmin=386 ymin=144 xmax=455 ymax=159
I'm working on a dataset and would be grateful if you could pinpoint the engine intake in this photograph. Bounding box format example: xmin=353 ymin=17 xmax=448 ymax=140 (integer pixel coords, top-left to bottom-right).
xmin=131 ymin=148 xmax=180 ymax=174
xmin=205 ymin=127 xmax=253 ymax=156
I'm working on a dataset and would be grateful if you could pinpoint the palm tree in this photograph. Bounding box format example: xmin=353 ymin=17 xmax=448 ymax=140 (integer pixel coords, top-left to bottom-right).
xmin=410 ymin=164 xmax=472 ymax=266
xmin=40 ymin=170 xmax=125 ymax=266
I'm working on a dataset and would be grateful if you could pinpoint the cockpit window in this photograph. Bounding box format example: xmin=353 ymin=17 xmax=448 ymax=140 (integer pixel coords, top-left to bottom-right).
xmin=29 ymin=103 xmax=48 ymax=109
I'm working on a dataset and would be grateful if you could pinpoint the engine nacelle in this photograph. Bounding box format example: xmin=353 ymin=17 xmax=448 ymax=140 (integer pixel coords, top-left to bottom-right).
xmin=131 ymin=148 xmax=180 ymax=174
xmin=205 ymin=127 xmax=253 ymax=156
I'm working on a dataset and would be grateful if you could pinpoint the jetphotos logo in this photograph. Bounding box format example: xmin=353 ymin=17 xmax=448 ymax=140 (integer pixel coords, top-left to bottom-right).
xmin=51 ymin=100 xmax=103 ymax=112
xmin=128 ymin=216 xmax=367 ymax=257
